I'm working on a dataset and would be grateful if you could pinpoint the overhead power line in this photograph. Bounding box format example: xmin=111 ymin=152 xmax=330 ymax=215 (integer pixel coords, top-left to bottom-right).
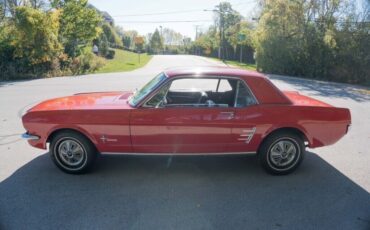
xmin=115 ymin=20 xmax=213 ymax=24
xmin=112 ymin=9 xmax=203 ymax=17
xmin=111 ymin=0 xmax=257 ymax=17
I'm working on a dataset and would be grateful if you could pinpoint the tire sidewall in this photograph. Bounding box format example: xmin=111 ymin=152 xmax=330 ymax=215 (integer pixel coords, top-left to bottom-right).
xmin=259 ymin=132 xmax=305 ymax=175
xmin=50 ymin=131 xmax=96 ymax=174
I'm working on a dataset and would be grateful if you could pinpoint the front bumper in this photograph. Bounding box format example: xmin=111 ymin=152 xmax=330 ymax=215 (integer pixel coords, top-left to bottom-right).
xmin=21 ymin=132 xmax=40 ymax=140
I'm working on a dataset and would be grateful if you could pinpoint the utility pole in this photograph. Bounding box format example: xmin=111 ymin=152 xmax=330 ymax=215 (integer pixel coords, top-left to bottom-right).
xmin=194 ymin=25 xmax=201 ymax=40
xmin=194 ymin=25 xmax=201 ymax=55
xmin=159 ymin=25 xmax=164 ymax=54
xmin=204 ymin=3 xmax=229 ymax=62
xmin=219 ymin=8 xmax=223 ymax=60
xmin=221 ymin=11 xmax=225 ymax=62
xmin=216 ymin=3 xmax=223 ymax=61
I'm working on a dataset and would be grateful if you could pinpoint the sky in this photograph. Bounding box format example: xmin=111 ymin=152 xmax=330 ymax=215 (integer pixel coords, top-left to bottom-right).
xmin=89 ymin=0 xmax=259 ymax=40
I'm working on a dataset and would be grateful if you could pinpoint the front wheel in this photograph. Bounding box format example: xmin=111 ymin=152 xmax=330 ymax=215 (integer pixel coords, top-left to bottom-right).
xmin=50 ymin=131 xmax=97 ymax=174
xmin=258 ymin=131 xmax=305 ymax=175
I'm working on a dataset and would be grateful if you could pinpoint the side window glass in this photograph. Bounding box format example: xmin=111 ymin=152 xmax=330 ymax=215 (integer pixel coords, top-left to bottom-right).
xmin=217 ymin=79 xmax=232 ymax=92
xmin=170 ymin=78 xmax=218 ymax=92
xmin=145 ymin=84 xmax=170 ymax=107
xmin=144 ymin=78 xmax=256 ymax=108
xmin=235 ymin=81 xmax=257 ymax=107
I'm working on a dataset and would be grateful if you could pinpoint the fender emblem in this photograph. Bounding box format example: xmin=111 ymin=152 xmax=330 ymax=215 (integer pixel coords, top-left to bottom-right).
xmin=100 ymin=135 xmax=118 ymax=143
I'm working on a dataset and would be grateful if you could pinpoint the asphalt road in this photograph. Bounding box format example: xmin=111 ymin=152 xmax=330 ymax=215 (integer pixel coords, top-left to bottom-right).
xmin=0 ymin=55 xmax=369 ymax=230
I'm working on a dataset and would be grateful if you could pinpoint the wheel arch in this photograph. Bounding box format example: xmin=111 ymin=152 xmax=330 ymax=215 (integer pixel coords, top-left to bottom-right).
xmin=258 ymin=127 xmax=309 ymax=153
xmin=46 ymin=127 xmax=97 ymax=148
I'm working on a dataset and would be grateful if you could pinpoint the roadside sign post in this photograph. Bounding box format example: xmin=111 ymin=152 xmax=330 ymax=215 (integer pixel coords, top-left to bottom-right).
xmin=238 ymin=34 xmax=246 ymax=63
xmin=240 ymin=45 xmax=243 ymax=63
xmin=134 ymin=36 xmax=145 ymax=64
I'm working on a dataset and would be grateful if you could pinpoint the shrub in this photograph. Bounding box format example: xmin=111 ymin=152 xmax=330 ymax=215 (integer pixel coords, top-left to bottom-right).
xmin=89 ymin=55 xmax=106 ymax=71
xmin=69 ymin=50 xmax=106 ymax=75
xmin=106 ymin=49 xmax=115 ymax=59
xmin=99 ymin=33 xmax=109 ymax=57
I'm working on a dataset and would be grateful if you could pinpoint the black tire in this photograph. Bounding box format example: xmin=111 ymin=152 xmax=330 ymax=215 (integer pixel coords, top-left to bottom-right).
xmin=50 ymin=131 xmax=97 ymax=174
xmin=258 ymin=131 xmax=305 ymax=175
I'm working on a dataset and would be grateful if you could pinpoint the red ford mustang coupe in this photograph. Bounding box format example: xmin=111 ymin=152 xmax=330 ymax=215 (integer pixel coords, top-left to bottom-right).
xmin=22 ymin=67 xmax=351 ymax=175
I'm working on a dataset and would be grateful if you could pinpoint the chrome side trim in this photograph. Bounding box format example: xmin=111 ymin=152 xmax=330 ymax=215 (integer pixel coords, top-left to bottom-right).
xmin=100 ymin=151 xmax=256 ymax=156
xmin=21 ymin=133 xmax=40 ymax=140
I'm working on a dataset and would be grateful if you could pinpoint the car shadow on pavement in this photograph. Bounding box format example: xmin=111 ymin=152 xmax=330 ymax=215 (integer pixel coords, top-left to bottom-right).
xmin=268 ymin=74 xmax=370 ymax=102
xmin=1 ymin=152 xmax=369 ymax=230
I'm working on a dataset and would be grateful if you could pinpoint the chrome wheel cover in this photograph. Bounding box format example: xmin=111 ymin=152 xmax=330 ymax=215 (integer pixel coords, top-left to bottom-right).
xmin=55 ymin=138 xmax=87 ymax=169
xmin=268 ymin=138 xmax=300 ymax=170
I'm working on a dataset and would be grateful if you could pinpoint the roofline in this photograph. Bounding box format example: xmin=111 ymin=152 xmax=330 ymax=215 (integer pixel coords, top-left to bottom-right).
xmin=163 ymin=66 xmax=266 ymax=79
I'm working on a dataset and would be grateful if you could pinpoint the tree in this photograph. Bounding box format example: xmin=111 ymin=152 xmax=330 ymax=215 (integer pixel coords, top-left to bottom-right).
xmin=123 ymin=30 xmax=138 ymax=49
xmin=101 ymin=22 xmax=122 ymax=48
xmin=98 ymin=32 xmax=109 ymax=57
xmin=193 ymin=25 xmax=218 ymax=56
xmin=12 ymin=6 xmax=62 ymax=65
xmin=122 ymin=35 xmax=131 ymax=49
xmin=0 ymin=6 xmax=15 ymax=71
xmin=28 ymin=0 xmax=47 ymax=9
xmin=52 ymin=0 xmax=102 ymax=57
xmin=226 ymin=21 xmax=254 ymax=61
xmin=0 ymin=2 xmax=4 ymax=20
xmin=114 ymin=25 xmax=124 ymax=37
xmin=134 ymin=36 xmax=144 ymax=52
xmin=254 ymin=0 xmax=369 ymax=84
xmin=162 ymin=28 xmax=186 ymax=45
xmin=149 ymin=29 xmax=163 ymax=54
xmin=214 ymin=2 xmax=242 ymax=59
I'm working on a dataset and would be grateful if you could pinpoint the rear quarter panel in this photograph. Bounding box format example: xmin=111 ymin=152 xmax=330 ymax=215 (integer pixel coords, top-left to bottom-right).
xmin=253 ymin=105 xmax=351 ymax=148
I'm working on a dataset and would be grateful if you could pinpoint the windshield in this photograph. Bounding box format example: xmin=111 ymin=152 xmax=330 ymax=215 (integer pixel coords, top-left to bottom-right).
xmin=129 ymin=72 xmax=167 ymax=106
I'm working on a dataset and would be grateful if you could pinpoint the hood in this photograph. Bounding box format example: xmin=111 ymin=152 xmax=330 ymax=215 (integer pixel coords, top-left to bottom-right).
xmin=29 ymin=91 xmax=134 ymax=112
xmin=283 ymin=91 xmax=332 ymax=107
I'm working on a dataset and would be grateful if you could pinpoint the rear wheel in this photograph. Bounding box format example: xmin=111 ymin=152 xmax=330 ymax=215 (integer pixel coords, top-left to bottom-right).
xmin=50 ymin=131 xmax=97 ymax=174
xmin=258 ymin=131 xmax=305 ymax=175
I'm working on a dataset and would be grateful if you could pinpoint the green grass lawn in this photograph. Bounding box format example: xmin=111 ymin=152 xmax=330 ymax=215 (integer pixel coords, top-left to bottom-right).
xmin=96 ymin=49 xmax=152 ymax=73
xmin=208 ymin=57 xmax=257 ymax=71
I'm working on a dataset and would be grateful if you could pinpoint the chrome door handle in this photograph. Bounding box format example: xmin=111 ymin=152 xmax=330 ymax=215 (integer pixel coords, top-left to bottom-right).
xmin=220 ymin=112 xmax=235 ymax=119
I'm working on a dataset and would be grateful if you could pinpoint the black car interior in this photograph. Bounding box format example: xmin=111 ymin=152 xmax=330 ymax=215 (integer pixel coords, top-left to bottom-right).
xmin=145 ymin=78 xmax=256 ymax=108
xmin=166 ymin=90 xmax=235 ymax=107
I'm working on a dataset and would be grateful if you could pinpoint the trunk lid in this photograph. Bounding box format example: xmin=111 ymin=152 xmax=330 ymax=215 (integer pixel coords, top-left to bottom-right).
xmin=283 ymin=91 xmax=332 ymax=107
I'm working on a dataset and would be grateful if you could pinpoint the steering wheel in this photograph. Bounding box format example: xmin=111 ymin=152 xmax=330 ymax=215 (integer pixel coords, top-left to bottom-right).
xmin=197 ymin=91 xmax=208 ymax=104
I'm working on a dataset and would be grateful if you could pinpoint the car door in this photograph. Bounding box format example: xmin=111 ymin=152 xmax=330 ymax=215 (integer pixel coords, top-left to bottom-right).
xmin=226 ymin=80 xmax=261 ymax=153
xmin=130 ymin=107 xmax=235 ymax=153
xmin=130 ymin=77 xmax=236 ymax=154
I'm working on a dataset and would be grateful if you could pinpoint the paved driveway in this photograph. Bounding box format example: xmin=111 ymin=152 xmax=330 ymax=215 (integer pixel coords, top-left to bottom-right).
xmin=0 ymin=55 xmax=369 ymax=229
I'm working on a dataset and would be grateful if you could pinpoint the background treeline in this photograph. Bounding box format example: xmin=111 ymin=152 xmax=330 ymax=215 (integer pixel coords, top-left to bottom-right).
xmin=193 ymin=0 xmax=370 ymax=85
xmin=1 ymin=0 xmax=369 ymax=85
xmin=0 ymin=0 xmax=125 ymax=80
xmin=121 ymin=27 xmax=192 ymax=55
xmin=0 ymin=0 xmax=192 ymax=80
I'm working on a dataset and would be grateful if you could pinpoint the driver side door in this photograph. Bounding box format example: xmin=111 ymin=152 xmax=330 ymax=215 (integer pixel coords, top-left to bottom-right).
xmin=129 ymin=77 xmax=236 ymax=153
